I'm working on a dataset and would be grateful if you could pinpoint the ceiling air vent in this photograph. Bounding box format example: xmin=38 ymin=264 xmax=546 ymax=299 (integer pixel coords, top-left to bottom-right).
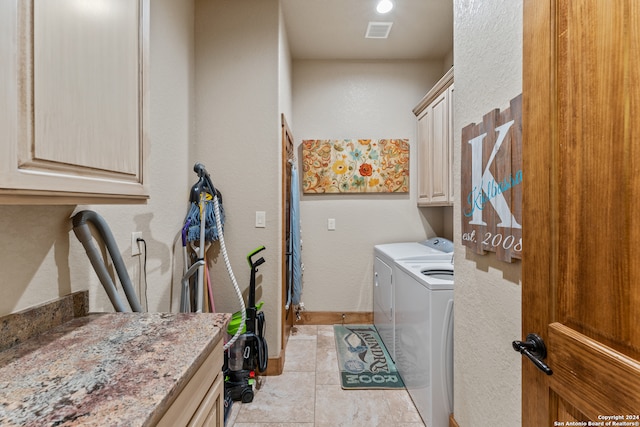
xmin=365 ymin=22 xmax=393 ymax=39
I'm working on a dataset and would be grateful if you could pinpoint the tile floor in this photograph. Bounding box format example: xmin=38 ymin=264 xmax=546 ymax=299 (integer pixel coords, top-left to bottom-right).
xmin=226 ymin=324 xmax=425 ymax=427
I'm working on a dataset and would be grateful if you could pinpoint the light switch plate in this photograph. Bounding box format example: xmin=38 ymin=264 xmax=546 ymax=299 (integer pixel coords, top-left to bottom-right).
xmin=256 ymin=211 xmax=266 ymax=228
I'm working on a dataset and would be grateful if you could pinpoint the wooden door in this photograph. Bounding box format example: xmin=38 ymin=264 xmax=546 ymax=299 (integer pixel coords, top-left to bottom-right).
xmin=280 ymin=114 xmax=294 ymax=369
xmin=522 ymin=1 xmax=640 ymax=425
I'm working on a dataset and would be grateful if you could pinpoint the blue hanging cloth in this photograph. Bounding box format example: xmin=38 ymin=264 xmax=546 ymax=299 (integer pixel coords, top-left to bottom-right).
xmin=288 ymin=162 xmax=303 ymax=307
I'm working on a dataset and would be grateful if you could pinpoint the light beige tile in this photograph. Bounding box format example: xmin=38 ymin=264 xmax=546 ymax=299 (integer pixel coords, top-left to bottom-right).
xmin=315 ymin=346 xmax=340 ymax=386
xmin=316 ymin=325 xmax=335 ymax=350
xmin=234 ymin=372 xmax=315 ymax=424
xmin=315 ymin=369 xmax=341 ymax=386
xmin=314 ymin=384 xmax=395 ymax=426
xmin=383 ymin=389 xmax=425 ymax=424
xmin=283 ymin=338 xmax=317 ymax=372
xmin=317 ymin=325 xmax=334 ymax=334
xmin=225 ymin=399 xmax=241 ymax=426
xmin=393 ymin=424 xmax=429 ymax=427
xmin=316 ymin=347 xmax=340 ymax=385
xmin=289 ymin=324 xmax=318 ymax=340
xmin=233 ymin=424 xmax=314 ymax=427
xmin=315 ymin=346 xmax=337 ymax=371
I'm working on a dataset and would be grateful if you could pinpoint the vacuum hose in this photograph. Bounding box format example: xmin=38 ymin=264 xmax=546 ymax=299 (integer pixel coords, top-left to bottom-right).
xmin=72 ymin=210 xmax=143 ymax=312
xmin=256 ymin=311 xmax=268 ymax=372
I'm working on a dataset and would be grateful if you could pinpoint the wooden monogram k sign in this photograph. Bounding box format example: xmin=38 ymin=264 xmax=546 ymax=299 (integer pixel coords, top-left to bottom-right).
xmin=461 ymin=94 xmax=522 ymax=263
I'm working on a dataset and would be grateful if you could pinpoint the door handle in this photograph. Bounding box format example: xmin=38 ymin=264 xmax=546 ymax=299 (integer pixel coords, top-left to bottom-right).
xmin=512 ymin=333 xmax=553 ymax=376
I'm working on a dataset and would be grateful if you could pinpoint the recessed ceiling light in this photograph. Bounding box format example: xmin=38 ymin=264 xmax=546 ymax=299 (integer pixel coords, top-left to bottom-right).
xmin=376 ymin=0 xmax=394 ymax=14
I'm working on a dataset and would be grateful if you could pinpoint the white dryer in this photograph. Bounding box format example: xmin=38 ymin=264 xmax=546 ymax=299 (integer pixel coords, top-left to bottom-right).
xmin=395 ymin=257 xmax=454 ymax=427
xmin=373 ymin=239 xmax=453 ymax=361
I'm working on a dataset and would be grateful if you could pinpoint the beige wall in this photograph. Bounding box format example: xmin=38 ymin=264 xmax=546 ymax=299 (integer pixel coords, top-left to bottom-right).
xmin=194 ymin=0 xmax=287 ymax=354
xmin=292 ymin=59 xmax=449 ymax=312
xmin=453 ymin=0 xmax=523 ymax=425
xmin=279 ymin=2 xmax=293 ymax=124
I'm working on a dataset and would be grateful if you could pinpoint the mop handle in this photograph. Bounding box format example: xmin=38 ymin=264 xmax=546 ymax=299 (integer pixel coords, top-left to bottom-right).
xmin=195 ymin=192 xmax=207 ymax=313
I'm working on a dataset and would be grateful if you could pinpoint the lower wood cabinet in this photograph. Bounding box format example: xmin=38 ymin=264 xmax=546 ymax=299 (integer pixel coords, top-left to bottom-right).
xmin=157 ymin=339 xmax=224 ymax=427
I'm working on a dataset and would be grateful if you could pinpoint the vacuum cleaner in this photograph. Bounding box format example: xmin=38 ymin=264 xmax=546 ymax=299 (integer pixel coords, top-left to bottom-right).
xmin=224 ymin=246 xmax=269 ymax=404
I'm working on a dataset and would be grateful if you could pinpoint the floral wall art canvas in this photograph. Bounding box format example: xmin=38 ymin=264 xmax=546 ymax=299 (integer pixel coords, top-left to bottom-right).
xmin=301 ymin=139 xmax=409 ymax=193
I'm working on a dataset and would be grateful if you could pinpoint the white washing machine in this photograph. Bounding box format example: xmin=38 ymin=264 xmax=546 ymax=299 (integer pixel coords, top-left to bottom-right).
xmin=373 ymin=239 xmax=453 ymax=361
xmin=395 ymin=257 xmax=454 ymax=427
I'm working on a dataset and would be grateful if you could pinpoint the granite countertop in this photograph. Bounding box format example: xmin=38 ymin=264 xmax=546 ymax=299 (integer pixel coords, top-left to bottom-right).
xmin=0 ymin=311 xmax=229 ymax=427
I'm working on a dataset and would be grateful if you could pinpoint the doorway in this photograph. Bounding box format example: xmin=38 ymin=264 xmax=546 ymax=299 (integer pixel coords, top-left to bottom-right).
xmin=280 ymin=114 xmax=295 ymax=372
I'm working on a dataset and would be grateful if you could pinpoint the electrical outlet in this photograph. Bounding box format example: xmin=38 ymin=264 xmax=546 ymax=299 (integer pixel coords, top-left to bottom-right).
xmin=328 ymin=218 xmax=336 ymax=231
xmin=131 ymin=232 xmax=142 ymax=256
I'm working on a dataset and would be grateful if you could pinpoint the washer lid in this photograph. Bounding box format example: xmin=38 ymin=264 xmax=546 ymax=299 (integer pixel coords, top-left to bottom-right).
xmin=396 ymin=260 xmax=454 ymax=290
xmin=374 ymin=242 xmax=453 ymax=261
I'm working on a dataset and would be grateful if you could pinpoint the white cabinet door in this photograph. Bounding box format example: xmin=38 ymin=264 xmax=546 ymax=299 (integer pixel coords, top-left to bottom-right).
xmin=416 ymin=108 xmax=432 ymax=204
xmin=414 ymin=69 xmax=453 ymax=207
xmin=428 ymin=89 xmax=449 ymax=204
xmin=1 ymin=0 xmax=149 ymax=204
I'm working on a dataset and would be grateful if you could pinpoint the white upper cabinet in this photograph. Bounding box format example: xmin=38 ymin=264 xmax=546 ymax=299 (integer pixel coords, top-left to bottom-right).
xmin=413 ymin=68 xmax=454 ymax=207
xmin=1 ymin=0 xmax=149 ymax=204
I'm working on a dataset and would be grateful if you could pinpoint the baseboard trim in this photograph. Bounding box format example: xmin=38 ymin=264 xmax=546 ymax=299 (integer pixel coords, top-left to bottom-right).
xmin=296 ymin=311 xmax=373 ymax=325
xmin=262 ymin=354 xmax=284 ymax=376
xmin=450 ymin=413 xmax=460 ymax=427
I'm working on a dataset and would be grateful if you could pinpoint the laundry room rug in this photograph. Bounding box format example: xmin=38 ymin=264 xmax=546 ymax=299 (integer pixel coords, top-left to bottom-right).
xmin=333 ymin=324 xmax=404 ymax=389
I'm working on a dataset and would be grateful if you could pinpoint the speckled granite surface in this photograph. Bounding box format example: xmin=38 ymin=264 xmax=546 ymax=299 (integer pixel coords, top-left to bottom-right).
xmin=0 ymin=311 xmax=229 ymax=427
xmin=0 ymin=291 xmax=89 ymax=352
